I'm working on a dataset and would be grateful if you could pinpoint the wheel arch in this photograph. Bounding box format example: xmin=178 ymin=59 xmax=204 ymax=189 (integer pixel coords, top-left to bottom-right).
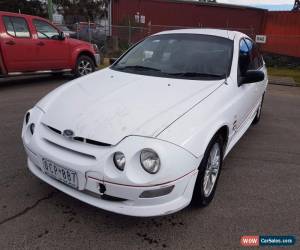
xmin=197 ymin=124 xmax=230 ymax=160
xmin=215 ymin=125 xmax=229 ymax=153
xmin=196 ymin=125 xmax=229 ymax=170
xmin=71 ymin=50 xmax=96 ymax=70
xmin=77 ymin=51 xmax=96 ymax=66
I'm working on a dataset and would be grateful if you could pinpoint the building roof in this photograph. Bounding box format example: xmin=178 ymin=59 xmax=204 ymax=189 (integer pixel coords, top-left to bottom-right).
xmin=157 ymin=0 xmax=267 ymax=11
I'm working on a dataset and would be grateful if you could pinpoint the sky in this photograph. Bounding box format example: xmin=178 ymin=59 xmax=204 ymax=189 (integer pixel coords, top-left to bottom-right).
xmin=218 ymin=0 xmax=294 ymax=5
xmin=217 ymin=0 xmax=294 ymax=10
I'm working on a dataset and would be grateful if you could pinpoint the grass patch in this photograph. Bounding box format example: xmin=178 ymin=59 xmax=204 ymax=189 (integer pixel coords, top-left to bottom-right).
xmin=268 ymin=67 xmax=300 ymax=85
xmin=99 ymin=64 xmax=109 ymax=70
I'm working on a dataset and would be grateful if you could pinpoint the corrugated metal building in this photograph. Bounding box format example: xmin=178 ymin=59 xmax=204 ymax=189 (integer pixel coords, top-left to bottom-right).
xmin=111 ymin=0 xmax=300 ymax=58
xmin=262 ymin=11 xmax=300 ymax=58
xmin=111 ymin=0 xmax=266 ymax=37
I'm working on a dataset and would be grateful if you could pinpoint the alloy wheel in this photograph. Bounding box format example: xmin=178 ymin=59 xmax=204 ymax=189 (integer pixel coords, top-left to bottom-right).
xmin=78 ymin=60 xmax=93 ymax=76
xmin=203 ymin=143 xmax=221 ymax=197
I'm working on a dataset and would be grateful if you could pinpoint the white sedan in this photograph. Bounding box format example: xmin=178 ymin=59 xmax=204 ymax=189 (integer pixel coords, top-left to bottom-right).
xmin=22 ymin=29 xmax=268 ymax=217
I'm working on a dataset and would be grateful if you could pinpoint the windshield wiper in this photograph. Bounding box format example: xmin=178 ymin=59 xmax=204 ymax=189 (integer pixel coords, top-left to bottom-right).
xmin=115 ymin=65 xmax=161 ymax=72
xmin=166 ymin=72 xmax=226 ymax=78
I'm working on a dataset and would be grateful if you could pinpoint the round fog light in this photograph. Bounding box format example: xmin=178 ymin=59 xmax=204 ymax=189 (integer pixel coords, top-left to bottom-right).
xmin=113 ymin=152 xmax=126 ymax=171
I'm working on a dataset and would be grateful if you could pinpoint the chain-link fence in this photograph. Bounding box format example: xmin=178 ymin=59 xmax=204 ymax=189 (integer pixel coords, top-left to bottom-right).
xmin=61 ymin=22 xmax=300 ymax=61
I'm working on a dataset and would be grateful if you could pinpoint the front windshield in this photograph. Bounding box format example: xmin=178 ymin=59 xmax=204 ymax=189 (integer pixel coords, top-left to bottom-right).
xmin=112 ymin=33 xmax=233 ymax=80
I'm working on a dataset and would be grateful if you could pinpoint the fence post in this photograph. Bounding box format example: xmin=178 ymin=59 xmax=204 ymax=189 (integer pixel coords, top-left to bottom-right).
xmin=250 ymin=26 xmax=255 ymax=39
xmin=148 ymin=21 xmax=152 ymax=35
xmin=77 ymin=22 xmax=79 ymax=40
xmin=88 ymin=21 xmax=92 ymax=43
xmin=128 ymin=20 xmax=132 ymax=46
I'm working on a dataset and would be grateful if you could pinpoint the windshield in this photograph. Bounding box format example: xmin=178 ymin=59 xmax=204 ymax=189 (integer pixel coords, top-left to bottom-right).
xmin=112 ymin=33 xmax=233 ymax=80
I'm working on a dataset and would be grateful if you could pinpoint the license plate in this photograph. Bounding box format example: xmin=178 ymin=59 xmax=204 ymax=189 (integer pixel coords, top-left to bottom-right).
xmin=42 ymin=159 xmax=78 ymax=189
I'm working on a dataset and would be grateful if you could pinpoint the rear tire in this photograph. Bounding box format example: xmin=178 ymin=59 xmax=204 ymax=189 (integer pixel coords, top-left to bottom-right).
xmin=74 ymin=55 xmax=95 ymax=77
xmin=192 ymin=134 xmax=224 ymax=207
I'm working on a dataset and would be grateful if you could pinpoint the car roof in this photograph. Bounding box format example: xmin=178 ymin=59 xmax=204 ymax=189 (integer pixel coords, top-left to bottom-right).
xmin=154 ymin=28 xmax=244 ymax=40
xmin=0 ymin=11 xmax=48 ymax=21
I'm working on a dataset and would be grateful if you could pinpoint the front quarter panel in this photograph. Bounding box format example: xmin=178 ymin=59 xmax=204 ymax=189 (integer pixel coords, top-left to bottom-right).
xmin=157 ymin=83 xmax=234 ymax=158
xmin=68 ymin=40 xmax=95 ymax=69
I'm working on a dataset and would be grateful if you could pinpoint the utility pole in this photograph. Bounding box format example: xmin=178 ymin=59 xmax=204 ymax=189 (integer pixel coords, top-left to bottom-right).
xmin=48 ymin=0 xmax=53 ymax=21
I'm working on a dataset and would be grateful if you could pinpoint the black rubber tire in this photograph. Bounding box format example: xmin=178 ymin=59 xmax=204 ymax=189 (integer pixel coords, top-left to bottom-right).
xmin=191 ymin=134 xmax=224 ymax=207
xmin=252 ymin=94 xmax=265 ymax=125
xmin=74 ymin=55 xmax=95 ymax=78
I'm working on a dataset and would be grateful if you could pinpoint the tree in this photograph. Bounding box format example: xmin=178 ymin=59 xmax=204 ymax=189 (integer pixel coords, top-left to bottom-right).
xmin=0 ymin=0 xmax=47 ymax=17
xmin=53 ymin=0 xmax=109 ymax=22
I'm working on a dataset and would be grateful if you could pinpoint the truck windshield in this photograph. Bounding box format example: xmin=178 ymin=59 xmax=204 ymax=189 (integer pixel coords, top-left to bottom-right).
xmin=112 ymin=33 xmax=233 ymax=80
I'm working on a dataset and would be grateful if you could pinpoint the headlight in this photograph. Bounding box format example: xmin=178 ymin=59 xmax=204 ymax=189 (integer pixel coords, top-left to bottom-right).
xmin=113 ymin=152 xmax=126 ymax=171
xmin=140 ymin=149 xmax=160 ymax=174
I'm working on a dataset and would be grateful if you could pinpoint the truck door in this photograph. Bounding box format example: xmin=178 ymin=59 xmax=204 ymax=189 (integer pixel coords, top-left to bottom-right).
xmin=1 ymin=15 xmax=38 ymax=73
xmin=32 ymin=19 xmax=70 ymax=70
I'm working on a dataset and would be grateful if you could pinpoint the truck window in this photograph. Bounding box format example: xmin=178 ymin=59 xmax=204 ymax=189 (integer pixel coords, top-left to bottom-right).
xmin=33 ymin=19 xmax=59 ymax=39
xmin=3 ymin=16 xmax=31 ymax=38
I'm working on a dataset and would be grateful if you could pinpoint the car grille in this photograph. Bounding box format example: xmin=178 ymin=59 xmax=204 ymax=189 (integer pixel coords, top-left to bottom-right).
xmin=43 ymin=139 xmax=96 ymax=160
xmin=45 ymin=124 xmax=112 ymax=147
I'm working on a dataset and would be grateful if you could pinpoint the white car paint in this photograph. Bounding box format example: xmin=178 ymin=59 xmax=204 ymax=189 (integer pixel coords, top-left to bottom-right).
xmin=22 ymin=29 xmax=268 ymax=217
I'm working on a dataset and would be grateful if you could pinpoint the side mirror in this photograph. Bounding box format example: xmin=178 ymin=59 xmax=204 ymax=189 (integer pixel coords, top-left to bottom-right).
xmin=240 ymin=70 xmax=265 ymax=85
xmin=59 ymin=31 xmax=65 ymax=40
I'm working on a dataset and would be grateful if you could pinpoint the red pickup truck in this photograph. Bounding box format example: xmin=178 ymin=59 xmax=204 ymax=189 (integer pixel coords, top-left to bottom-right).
xmin=0 ymin=11 xmax=100 ymax=78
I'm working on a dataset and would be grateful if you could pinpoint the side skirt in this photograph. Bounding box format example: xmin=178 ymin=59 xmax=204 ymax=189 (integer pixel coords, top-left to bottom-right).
xmin=1 ymin=69 xmax=72 ymax=78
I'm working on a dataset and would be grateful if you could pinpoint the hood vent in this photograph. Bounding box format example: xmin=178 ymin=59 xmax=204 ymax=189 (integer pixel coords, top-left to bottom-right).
xmin=45 ymin=124 xmax=112 ymax=147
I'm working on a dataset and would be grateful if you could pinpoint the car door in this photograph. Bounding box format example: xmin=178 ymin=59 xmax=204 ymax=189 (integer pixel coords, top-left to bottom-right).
xmin=32 ymin=19 xmax=70 ymax=70
xmin=233 ymin=38 xmax=259 ymax=132
xmin=0 ymin=15 xmax=38 ymax=72
xmin=245 ymin=39 xmax=267 ymax=101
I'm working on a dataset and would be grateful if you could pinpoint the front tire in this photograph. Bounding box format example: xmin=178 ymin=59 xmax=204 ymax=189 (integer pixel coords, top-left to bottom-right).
xmin=192 ymin=134 xmax=224 ymax=207
xmin=74 ymin=55 xmax=95 ymax=77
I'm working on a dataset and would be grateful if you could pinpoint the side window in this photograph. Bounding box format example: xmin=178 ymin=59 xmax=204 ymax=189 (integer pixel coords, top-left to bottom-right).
xmin=3 ymin=16 xmax=30 ymax=38
xmin=3 ymin=16 xmax=15 ymax=36
xmin=245 ymin=39 xmax=263 ymax=70
xmin=239 ymin=39 xmax=250 ymax=76
xmin=33 ymin=19 xmax=59 ymax=39
xmin=252 ymin=44 xmax=264 ymax=69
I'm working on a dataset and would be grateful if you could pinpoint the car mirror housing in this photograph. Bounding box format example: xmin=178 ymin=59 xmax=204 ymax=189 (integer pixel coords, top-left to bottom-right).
xmin=59 ymin=31 xmax=65 ymax=41
xmin=240 ymin=70 xmax=265 ymax=85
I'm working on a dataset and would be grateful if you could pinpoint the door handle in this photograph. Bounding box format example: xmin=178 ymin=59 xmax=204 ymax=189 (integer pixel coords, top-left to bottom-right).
xmin=37 ymin=41 xmax=45 ymax=46
xmin=5 ymin=40 xmax=15 ymax=45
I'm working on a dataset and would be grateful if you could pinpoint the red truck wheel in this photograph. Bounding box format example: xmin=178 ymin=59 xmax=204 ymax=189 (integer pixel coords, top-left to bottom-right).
xmin=75 ymin=55 xmax=95 ymax=77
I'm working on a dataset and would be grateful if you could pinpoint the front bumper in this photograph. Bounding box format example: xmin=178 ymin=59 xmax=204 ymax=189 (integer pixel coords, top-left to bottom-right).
xmin=22 ymin=107 xmax=200 ymax=217
xmin=27 ymin=156 xmax=198 ymax=217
